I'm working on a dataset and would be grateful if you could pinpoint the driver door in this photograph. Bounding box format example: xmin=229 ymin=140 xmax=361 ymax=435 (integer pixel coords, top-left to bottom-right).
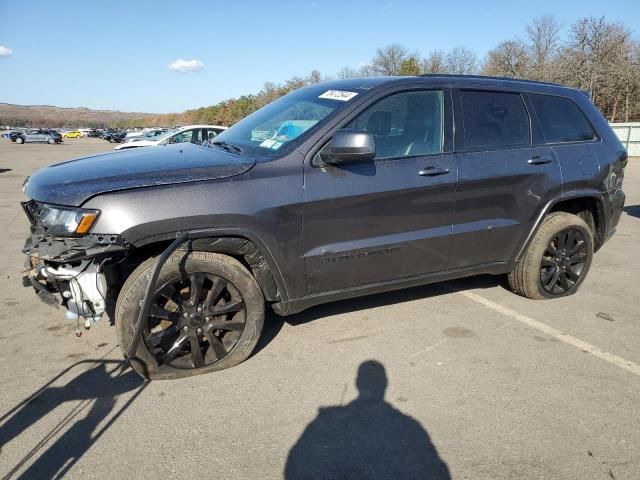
xmin=302 ymin=88 xmax=457 ymax=294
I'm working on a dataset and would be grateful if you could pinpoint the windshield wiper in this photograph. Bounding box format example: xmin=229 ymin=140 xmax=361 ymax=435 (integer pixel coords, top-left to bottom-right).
xmin=210 ymin=140 xmax=243 ymax=154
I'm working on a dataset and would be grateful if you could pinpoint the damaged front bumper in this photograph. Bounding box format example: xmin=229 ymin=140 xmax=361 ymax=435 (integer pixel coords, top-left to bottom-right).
xmin=22 ymin=226 xmax=127 ymax=325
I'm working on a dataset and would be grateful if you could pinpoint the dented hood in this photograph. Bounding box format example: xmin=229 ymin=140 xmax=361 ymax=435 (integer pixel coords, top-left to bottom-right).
xmin=24 ymin=143 xmax=255 ymax=206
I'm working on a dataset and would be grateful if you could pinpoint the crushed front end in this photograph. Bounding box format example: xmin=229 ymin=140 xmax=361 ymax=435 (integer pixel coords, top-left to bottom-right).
xmin=21 ymin=200 xmax=127 ymax=329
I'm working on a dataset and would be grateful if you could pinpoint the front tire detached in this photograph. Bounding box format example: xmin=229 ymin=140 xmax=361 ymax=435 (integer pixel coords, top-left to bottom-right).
xmin=116 ymin=251 xmax=264 ymax=380
xmin=508 ymin=212 xmax=593 ymax=300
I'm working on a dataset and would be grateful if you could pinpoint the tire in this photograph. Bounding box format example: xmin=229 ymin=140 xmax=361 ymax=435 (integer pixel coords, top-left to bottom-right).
xmin=116 ymin=251 xmax=264 ymax=380
xmin=47 ymin=138 xmax=54 ymax=144
xmin=508 ymin=212 xmax=593 ymax=299
xmin=16 ymin=136 xmax=24 ymax=144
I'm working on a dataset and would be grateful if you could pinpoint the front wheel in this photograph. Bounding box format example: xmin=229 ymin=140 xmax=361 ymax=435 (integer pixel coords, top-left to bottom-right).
xmin=508 ymin=212 xmax=593 ymax=299
xmin=47 ymin=138 xmax=55 ymax=144
xmin=15 ymin=136 xmax=24 ymax=144
xmin=116 ymin=251 xmax=265 ymax=380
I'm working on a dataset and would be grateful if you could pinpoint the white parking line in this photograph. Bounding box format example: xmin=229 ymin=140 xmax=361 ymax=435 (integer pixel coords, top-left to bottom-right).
xmin=461 ymin=291 xmax=640 ymax=377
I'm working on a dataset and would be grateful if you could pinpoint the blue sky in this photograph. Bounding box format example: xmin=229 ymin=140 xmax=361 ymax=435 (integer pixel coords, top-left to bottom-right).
xmin=1 ymin=0 xmax=639 ymax=113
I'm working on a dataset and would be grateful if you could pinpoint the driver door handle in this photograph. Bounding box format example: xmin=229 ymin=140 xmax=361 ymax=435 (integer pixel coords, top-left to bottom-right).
xmin=419 ymin=166 xmax=450 ymax=177
xmin=527 ymin=156 xmax=552 ymax=165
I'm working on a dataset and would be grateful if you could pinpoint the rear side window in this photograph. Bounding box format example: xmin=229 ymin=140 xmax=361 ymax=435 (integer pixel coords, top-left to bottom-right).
xmin=460 ymin=90 xmax=530 ymax=150
xmin=530 ymin=93 xmax=597 ymax=143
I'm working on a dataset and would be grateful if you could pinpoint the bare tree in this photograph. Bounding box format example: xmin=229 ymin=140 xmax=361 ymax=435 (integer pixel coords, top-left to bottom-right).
xmin=372 ymin=43 xmax=409 ymax=76
xmin=337 ymin=66 xmax=360 ymax=79
xmin=307 ymin=70 xmax=323 ymax=84
xmin=482 ymin=40 xmax=530 ymax=77
xmin=558 ymin=17 xmax=632 ymax=114
xmin=445 ymin=46 xmax=478 ymax=75
xmin=421 ymin=50 xmax=447 ymax=73
xmin=526 ymin=15 xmax=561 ymax=81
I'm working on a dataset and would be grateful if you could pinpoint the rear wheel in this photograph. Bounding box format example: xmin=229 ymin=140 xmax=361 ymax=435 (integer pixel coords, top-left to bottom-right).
xmin=15 ymin=136 xmax=24 ymax=144
xmin=47 ymin=138 xmax=54 ymax=144
xmin=508 ymin=212 xmax=593 ymax=299
xmin=116 ymin=251 xmax=264 ymax=380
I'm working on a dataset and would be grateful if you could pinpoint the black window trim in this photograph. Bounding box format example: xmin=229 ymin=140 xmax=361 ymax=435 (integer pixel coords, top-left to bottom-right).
xmin=309 ymin=86 xmax=453 ymax=167
xmin=525 ymin=91 xmax=601 ymax=146
xmin=453 ymin=88 xmax=533 ymax=154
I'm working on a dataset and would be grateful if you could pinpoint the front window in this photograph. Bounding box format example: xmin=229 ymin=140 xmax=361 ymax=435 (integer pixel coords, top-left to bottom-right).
xmin=345 ymin=90 xmax=444 ymax=159
xmin=213 ymin=85 xmax=360 ymax=156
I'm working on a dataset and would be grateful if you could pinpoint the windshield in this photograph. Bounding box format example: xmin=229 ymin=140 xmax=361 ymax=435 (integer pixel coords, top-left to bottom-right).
xmin=154 ymin=128 xmax=179 ymax=143
xmin=212 ymin=85 xmax=360 ymax=156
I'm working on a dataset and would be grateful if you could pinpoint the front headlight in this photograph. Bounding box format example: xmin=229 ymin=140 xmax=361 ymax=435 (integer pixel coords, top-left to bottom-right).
xmin=33 ymin=204 xmax=100 ymax=236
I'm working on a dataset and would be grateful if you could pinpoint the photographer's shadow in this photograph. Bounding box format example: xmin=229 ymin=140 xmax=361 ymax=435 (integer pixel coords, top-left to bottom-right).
xmin=285 ymin=360 xmax=450 ymax=480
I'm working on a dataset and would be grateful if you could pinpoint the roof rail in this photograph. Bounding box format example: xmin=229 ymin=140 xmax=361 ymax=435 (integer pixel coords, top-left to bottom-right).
xmin=417 ymin=73 xmax=564 ymax=88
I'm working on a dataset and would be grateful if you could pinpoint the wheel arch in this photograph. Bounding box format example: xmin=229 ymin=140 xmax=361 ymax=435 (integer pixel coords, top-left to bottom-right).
xmin=124 ymin=229 xmax=287 ymax=303
xmin=515 ymin=190 xmax=606 ymax=263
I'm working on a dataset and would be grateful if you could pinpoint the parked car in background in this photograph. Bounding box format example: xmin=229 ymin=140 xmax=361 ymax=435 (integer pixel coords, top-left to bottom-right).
xmin=101 ymin=129 xmax=127 ymax=143
xmin=123 ymin=128 xmax=166 ymax=141
xmin=14 ymin=129 xmax=62 ymax=144
xmin=8 ymin=130 xmax=25 ymax=142
xmin=119 ymin=128 xmax=168 ymax=146
xmin=114 ymin=125 xmax=227 ymax=150
xmin=62 ymin=130 xmax=83 ymax=139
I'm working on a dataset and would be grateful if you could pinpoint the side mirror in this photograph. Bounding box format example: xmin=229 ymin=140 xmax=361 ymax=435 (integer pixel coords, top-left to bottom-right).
xmin=321 ymin=129 xmax=375 ymax=165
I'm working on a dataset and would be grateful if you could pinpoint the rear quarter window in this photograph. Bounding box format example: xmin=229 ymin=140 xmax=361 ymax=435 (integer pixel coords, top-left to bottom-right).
xmin=460 ymin=90 xmax=530 ymax=151
xmin=529 ymin=93 xmax=597 ymax=143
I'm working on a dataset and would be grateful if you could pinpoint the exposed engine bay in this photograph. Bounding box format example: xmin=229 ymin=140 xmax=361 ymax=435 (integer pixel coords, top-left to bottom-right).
xmin=22 ymin=220 xmax=126 ymax=331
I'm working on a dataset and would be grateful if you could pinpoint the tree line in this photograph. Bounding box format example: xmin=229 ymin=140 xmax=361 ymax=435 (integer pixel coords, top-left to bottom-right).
xmin=117 ymin=15 xmax=640 ymax=128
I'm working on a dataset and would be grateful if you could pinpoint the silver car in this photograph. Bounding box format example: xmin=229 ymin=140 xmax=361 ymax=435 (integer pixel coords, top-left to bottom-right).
xmin=15 ymin=129 xmax=61 ymax=144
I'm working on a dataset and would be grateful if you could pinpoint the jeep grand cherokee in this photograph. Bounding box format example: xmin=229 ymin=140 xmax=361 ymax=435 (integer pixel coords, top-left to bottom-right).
xmin=21 ymin=75 xmax=627 ymax=379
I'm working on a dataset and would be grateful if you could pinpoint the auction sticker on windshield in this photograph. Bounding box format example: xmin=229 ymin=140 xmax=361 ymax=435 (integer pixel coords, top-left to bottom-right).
xmin=318 ymin=90 xmax=358 ymax=101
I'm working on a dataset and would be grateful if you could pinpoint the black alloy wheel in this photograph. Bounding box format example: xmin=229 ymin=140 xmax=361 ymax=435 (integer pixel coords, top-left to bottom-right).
xmin=143 ymin=272 xmax=246 ymax=369
xmin=540 ymin=227 xmax=588 ymax=295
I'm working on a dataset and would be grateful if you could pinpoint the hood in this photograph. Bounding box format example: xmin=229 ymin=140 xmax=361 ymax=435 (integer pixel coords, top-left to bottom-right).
xmin=25 ymin=143 xmax=255 ymax=206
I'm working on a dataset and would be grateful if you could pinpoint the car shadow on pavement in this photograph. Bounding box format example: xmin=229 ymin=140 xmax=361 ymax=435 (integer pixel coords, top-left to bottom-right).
xmin=0 ymin=169 xmax=12 ymax=174
xmin=0 ymin=360 xmax=146 ymax=480
xmin=284 ymin=360 xmax=451 ymax=479
xmin=623 ymin=204 xmax=640 ymax=218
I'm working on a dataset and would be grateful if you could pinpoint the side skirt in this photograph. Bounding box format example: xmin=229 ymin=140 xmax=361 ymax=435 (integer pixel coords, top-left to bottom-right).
xmin=272 ymin=261 xmax=512 ymax=316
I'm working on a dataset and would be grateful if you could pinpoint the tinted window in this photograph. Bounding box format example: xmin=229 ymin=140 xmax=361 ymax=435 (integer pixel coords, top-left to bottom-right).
xmin=346 ymin=90 xmax=443 ymax=159
xmin=530 ymin=94 xmax=596 ymax=143
xmin=460 ymin=91 xmax=530 ymax=150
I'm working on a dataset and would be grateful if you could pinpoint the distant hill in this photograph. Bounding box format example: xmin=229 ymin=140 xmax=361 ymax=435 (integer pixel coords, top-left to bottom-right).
xmin=0 ymin=103 xmax=156 ymax=128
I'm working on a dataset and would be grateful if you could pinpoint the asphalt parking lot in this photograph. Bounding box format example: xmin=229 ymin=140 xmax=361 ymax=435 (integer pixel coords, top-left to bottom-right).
xmin=0 ymin=138 xmax=639 ymax=479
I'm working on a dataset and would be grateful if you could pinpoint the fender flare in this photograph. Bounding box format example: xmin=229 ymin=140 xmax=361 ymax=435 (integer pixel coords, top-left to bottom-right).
xmin=129 ymin=227 xmax=289 ymax=303
xmin=514 ymin=189 xmax=606 ymax=263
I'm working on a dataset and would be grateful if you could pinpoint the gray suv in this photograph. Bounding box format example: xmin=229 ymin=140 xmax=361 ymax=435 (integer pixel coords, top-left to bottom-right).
xmin=21 ymin=75 xmax=627 ymax=379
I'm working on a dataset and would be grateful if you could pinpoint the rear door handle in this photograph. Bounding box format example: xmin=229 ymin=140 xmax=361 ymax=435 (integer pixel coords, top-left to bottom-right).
xmin=418 ymin=166 xmax=450 ymax=177
xmin=527 ymin=156 xmax=552 ymax=165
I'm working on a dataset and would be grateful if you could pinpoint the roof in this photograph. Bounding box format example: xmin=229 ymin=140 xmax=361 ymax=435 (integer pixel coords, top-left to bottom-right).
xmin=177 ymin=124 xmax=228 ymax=130
xmin=313 ymin=75 xmax=577 ymax=94
xmin=417 ymin=73 xmax=565 ymax=88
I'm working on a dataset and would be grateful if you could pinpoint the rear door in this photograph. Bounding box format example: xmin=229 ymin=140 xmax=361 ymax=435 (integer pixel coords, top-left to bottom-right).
xmin=303 ymin=87 xmax=457 ymax=294
xmin=527 ymin=93 xmax=602 ymax=193
xmin=449 ymin=89 xmax=561 ymax=269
